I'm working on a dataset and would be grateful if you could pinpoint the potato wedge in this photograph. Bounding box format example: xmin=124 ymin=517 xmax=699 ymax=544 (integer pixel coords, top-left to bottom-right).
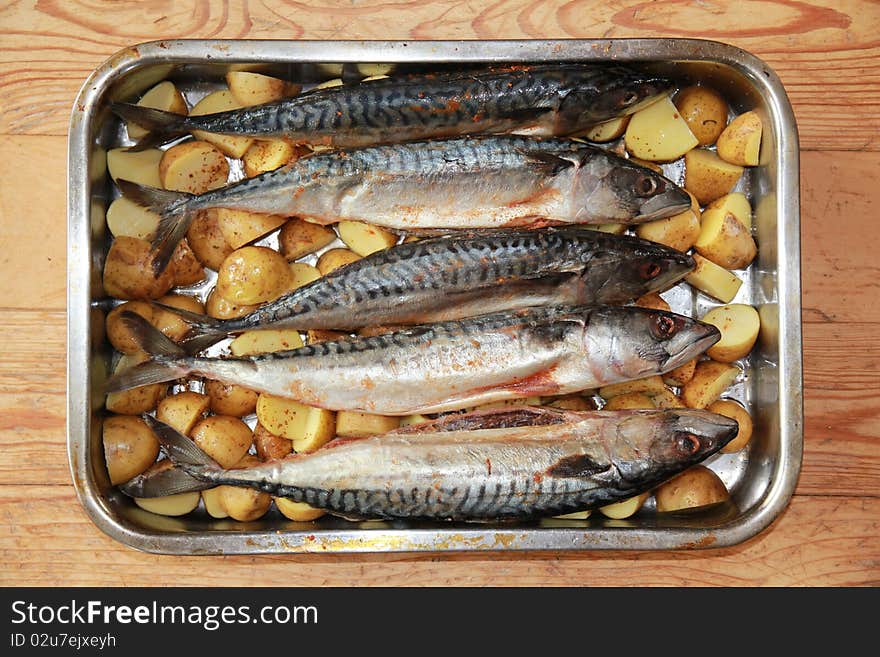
xmin=220 ymin=456 xmax=272 ymax=522
xmin=545 ymin=395 xmax=597 ymax=411
xmin=105 ymin=352 xmax=166 ymax=415
xmin=103 ymin=235 xmax=180 ymax=299
xmin=169 ymin=239 xmax=206 ymax=287
xmin=625 ymin=95 xmax=699 ymax=162
xmin=106 ymin=301 xmax=155 ymax=353
xmin=655 ymin=465 xmax=730 ymax=512
xmin=201 ymin=487 xmax=228 ymax=519
xmin=151 ymin=293 xmax=204 ymax=342
xmin=684 ymin=149 xmax=744 ymax=205
xmin=662 ymin=359 xmax=697 ymax=387
xmin=701 ymin=304 xmax=760 ymax=362
xmin=243 ymin=139 xmax=303 ymax=177
xmin=229 ymin=329 xmax=304 ymax=356
xmin=156 ymin=391 xmax=210 ymax=436
xmin=107 ymin=147 xmax=163 ymax=188
xmin=186 ymin=210 xmax=234 ymax=271
xmin=584 ymin=115 xmax=630 ymax=142
xmin=398 ymin=414 xmax=432 ymax=427
xmin=598 ymin=492 xmax=650 ymax=519
xmin=215 ymin=208 xmax=287 ymax=250
xmin=275 ymin=497 xmax=327 ymax=522
xmin=335 ymin=411 xmax=401 ymax=438
xmin=102 ymin=415 xmax=160 ymax=485
xmin=216 ymin=246 xmax=292 ymax=305
xmin=695 ymin=209 xmax=757 ymax=270
xmin=226 ymin=71 xmax=299 ymax=106
xmin=106 ymin=197 xmax=160 ymax=240
xmin=708 ymin=399 xmax=754 ymax=452
xmin=205 ymin=380 xmax=259 ymax=418
xmin=306 ymin=329 xmax=349 ymax=344
xmin=127 ymin=80 xmax=188 ymax=140
xmin=706 ymin=192 xmax=751 ymax=229
xmin=316 ymin=248 xmax=361 ymax=275
xmin=717 ymin=111 xmax=762 ymax=166
xmin=190 ymin=415 xmax=253 ymax=468
xmin=288 ymin=263 xmax=323 ymax=292
xmin=553 ymin=510 xmax=592 ymax=520
xmin=253 ymin=423 xmax=293 ymax=461
xmin=635 ymin=207 xmax=700 ymax=252
xmin=159 ymin=140 xmax=229 ymax=194
xmin=189 ymin=90 xmax=254 ymax=158
xmin=673 ymin=85 xmax=728 ymax=146
xmin=648 ymin=387 xmax=686 ymax=409
xmin=278 ymin=218 xmax=338 ymax=261
xmin=205 ymin=288 xmax=259 ymax=320
xmin=599 ymin=375 xmax=666 ymax=399
xmin=135 ymin=490 xmax=201 ymax=517
xmin=686 ymin=254 xmax=743 ymax=303
xmin=256 ymin=394 xmax=335 ymax=451
xmin=602 ymin=392 xmax=654 ymax=410
xmin=681 ymin=361 xmax=741 ymax=409
xmin=337 ymin=221 xmax=398 ymax=256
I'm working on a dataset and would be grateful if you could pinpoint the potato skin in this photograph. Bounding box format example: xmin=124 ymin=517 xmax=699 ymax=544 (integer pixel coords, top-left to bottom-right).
xmin=190 ymin=415 xmax=253 ymax=468
xmin=278 ymin=218 xmax=338 ymax=261
xmin=220 ymin=455 xmax=272 ymax=521
xmin=681 ymin=360 xmax=741 ymax=409
xmin=186 ymin=210 xmax=234 ymax=271
xmin=655 ymin=465 xmax=730 ymax=512
xmin=106 ymin=301 xmax=155 ymax=353
xmin=216 ymin=246 xmax=292 ymax=305
xmin=695 ymin=211 xmax=757 ymax=270
xmin=170 ymin=239 xmax=206 ymax=287
xmin=674 ymin=85 xmax=729 ymax=146
xmin=159 ymin=140 xmax=229 ymax=194
xmin=205 ymin=379 xmax=259 ymax=417
xmin=155 ymin=391 xmax=210 ymax=436
xmin=103 ymin=236 xmax=175 ymax=300
xmin=684 ymin=149 xmax=744 ymax=205
xmin=709 ymin=399 xmax=754 ymax=452
xmin=253 ymin=423 xmax=293 ymax=461
xmin=102 ymin=415 xmax=160 ymax=485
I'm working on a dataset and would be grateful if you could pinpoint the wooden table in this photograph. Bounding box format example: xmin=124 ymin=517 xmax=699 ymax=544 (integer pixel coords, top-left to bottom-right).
xmin=1 ymin=1 xmax=877 ymax=587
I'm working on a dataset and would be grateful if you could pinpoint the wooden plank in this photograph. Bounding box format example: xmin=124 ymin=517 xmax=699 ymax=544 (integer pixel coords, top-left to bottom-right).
xmin=0 ymin=1 xmax=878 ymax=149
xmin=1 ymin=485 xmax=877 ymax=586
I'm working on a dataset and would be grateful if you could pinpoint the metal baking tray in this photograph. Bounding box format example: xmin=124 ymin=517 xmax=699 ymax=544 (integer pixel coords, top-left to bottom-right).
xmin=68 ymin=39 xmax=802 ymax=553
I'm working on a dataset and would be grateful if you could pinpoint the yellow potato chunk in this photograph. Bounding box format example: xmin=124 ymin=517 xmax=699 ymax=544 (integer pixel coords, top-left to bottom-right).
xmin=586 ymin=223 xmax=627 ymax=235
xmin=288 ymin=263 xmax=323 ymax=291
xmin=155 ymin=391 xmax=210 ymax=436
xmin=655 ymin=465 xmax=730 ymax=512
xmin=226 ymin=71 xmax=299 ymax=106
xmin=135 ymin=491 xmax=201 ymax=516
xmin=337 ymin=221 xmax=398 ymax=256
xmin=316 ymin=248 xmax=361 ymax=275
xmin=127 ymin=80 xmax=188 ymax=140
xmin=103 ymin=236 xmax=175 ymax=300
xmin=695 ymin=210 xmax=757 ymax=270
xmin=216 ymin=246 xmax=292 ymax=305
xmin=315 ymin=78 xmax=343 ymax=90
xmin=106 ymin=300 xmax=155 ymax=354
xmin=229 ymin=329 xmax=304 ymax=356
xmin=553 ymin=510 xmax=592 ymax=520
xmin=187 ymin=210 xmax=234 ymax=271
xmin=106 ymin=197 xmax=160 ymax=240
xmin=152 ymin=293 xmax=204 ymax=342
xmin=215 ymin=208 xmax=287 ymax=250
xmin=716 ymin=111 xmax=762 ymax=166
xmin=599 ymin=375 xmax=666 ymax=399
xmin=275 ymin=497 xmax=326 ymax=522
xmin=398 ymin=414 xmax=432 ymax=427
xmin=256 ymin=394 xmax=336 ymax=451
xmin=190 ymin=90 xmax=254 ymax=158
xmin=701 ymin=304 xmax=761 ymax=363
xmin=545 ymin=395 xmax=596 ymax=411
xmin=335 ymin=411 xmax=401 ymax=438
xmin=105 ymin=352 xmax=166 ymax=415
xmin=170 ymin=239 xmax=206 ymax=287
xmin=201 ymin=487 xmax=228 ymax=519
xmin=472 ymin=397 xmax=542 ymax=411
xmin=635 ymin=207 xmax=700 ymax=252
xmin=190 ymin=415 xmax=253 ymax=468
xmin=648 ymin=387 xmax=686 ymax=409
xmin=673 ymin=85 xmax=729 ymax=146
xmin=220 ymin=455 xmax=273 ymax=521
xmin=709 ymin=399 xmax=754 ymax=453
xmin=253 ymin=423 xmax=293 ymax=461
xmin=602 ymin=392 xmax=654 ymax=410
xmin=662 ymin=359 xmax=697 ymax=387
xmin=684 ymin=149 xmax=744 ymax=205
xmin=681 ymin=361 xmax=741 ymax=409
xmin=584 ymin=115 xmax=630 ymax=142
xmin=243 ymin=139 xmax=301 ymax=177
xmin=102 ymin=415 xmax=160 ymax=485
xmin=159 ymin=140 xmax=229 ymax=194
xmin=107 ymin=147 xmax=163 ymax=187
xmin=205 ymin=380 xmax=259 ymax=418
xmin=706 ymin=192 xmax=751 ymax=229
xmin=625 ymin=95 xmax=699 ymax=162
xmin=598 ymin=492 xmax=650 ymax=519
xmin=278 ymin=218 xmax=338 ymax=261
xmin=686 ymin=254 xmax=743 ymax=303
xmin=205 ymin=288 xmax=259 ymax=320
xmin=634 ymin=292 xmax=671 ymax=312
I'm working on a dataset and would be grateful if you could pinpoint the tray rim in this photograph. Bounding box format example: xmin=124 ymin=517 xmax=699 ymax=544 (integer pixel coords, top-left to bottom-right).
xmin=67 ymin=37 xmax=803 ymax=554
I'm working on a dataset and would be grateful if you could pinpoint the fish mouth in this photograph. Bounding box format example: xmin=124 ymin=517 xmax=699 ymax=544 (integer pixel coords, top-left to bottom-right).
xmin=672 ymin=409 xmax=740 ymax=452
xmin=636 ymin=187 xmax=693 ymax=222
xmin=662 ymin=322 xmax=721 ymax=371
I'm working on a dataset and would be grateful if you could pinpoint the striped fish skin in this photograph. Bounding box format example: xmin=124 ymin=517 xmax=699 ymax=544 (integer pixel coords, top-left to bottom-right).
xmin=114 ymin=64 xmax=671 ymax=149
xmin=132 ymin=408 xmax=738 ymax=521
xmin=109 ymin=305 xmax=720 ymax=416
xmin=193 ymin=228 xmax=695 ymax=335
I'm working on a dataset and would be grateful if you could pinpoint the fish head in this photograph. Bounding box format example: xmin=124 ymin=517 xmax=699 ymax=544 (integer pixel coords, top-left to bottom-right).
xmin=610 ymin=409 xmax=739 ymax=485
xmin=582 ymin=234 xmax=696 ymax=303
xmin=573 ymin=154 xmax=692 ymax=224
xmin=584 ymin=306 xmax=720 ymax=380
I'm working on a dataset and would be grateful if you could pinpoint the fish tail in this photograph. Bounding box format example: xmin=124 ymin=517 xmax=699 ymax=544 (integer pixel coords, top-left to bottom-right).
xmin=151 ymin=301 xmax=230 ymax=353
xmin=116 ymin=179 xmax=196 ymax=276
xmin=111 ymin=102 xmax=193 ymax=151
xmin=104 ymin=312 xmax=191 ymax=392
xmin=144 ymin=415 xmax=222 ymax=472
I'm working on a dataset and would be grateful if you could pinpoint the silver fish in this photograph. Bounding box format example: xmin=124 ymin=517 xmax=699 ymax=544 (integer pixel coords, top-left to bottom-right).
xmin=111 ymin=64 xmax=671 ymax=150
xmin=163 ymin=227 xmax=695 ymax=349
xmin=119 ymin=135 xmax=691 ymax=274
xmin=122 ymin=407 xmax=738 ymax=521
xmin=106 ymin=305 xmax=720 ymax=416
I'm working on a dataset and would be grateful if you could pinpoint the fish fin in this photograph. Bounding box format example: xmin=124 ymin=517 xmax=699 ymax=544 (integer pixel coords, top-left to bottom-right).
xmin=546 ymin=454 xmax=609 ymax=478
xmin=111 ymin=102 xmax=193 ymax=151
xmin=519 ymin=150 xmax=576 ymax=177
xmin=150 ymin=301 xmax=229 ymax=354
xmin=104 ymin=313 xmax=190 ymax=392
xmin=119 ymin=463 xmax=215 ymax=498
xmin=120 ymin=311 xmax=186 ymax=357
xmin=116 ymin=179 xmax=196 ymax=276
xmin=143 ymin=415 xmax=221 ymax=471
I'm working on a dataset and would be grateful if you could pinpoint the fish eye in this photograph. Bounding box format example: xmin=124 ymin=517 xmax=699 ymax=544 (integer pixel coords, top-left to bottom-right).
xmin=675 ymin=432 xmax=702 ymax=456
xmin=650 ymin=313 xmax=679 ymax=340
xmin=639 ymin=261 xmax=662 ymax=280
xmin=636 ymin=175 xmax=659 ymax=197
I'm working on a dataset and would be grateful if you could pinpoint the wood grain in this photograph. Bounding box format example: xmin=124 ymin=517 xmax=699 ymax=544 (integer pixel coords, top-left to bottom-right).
xmin=0 ymin=0 xmax=878 ymax=148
